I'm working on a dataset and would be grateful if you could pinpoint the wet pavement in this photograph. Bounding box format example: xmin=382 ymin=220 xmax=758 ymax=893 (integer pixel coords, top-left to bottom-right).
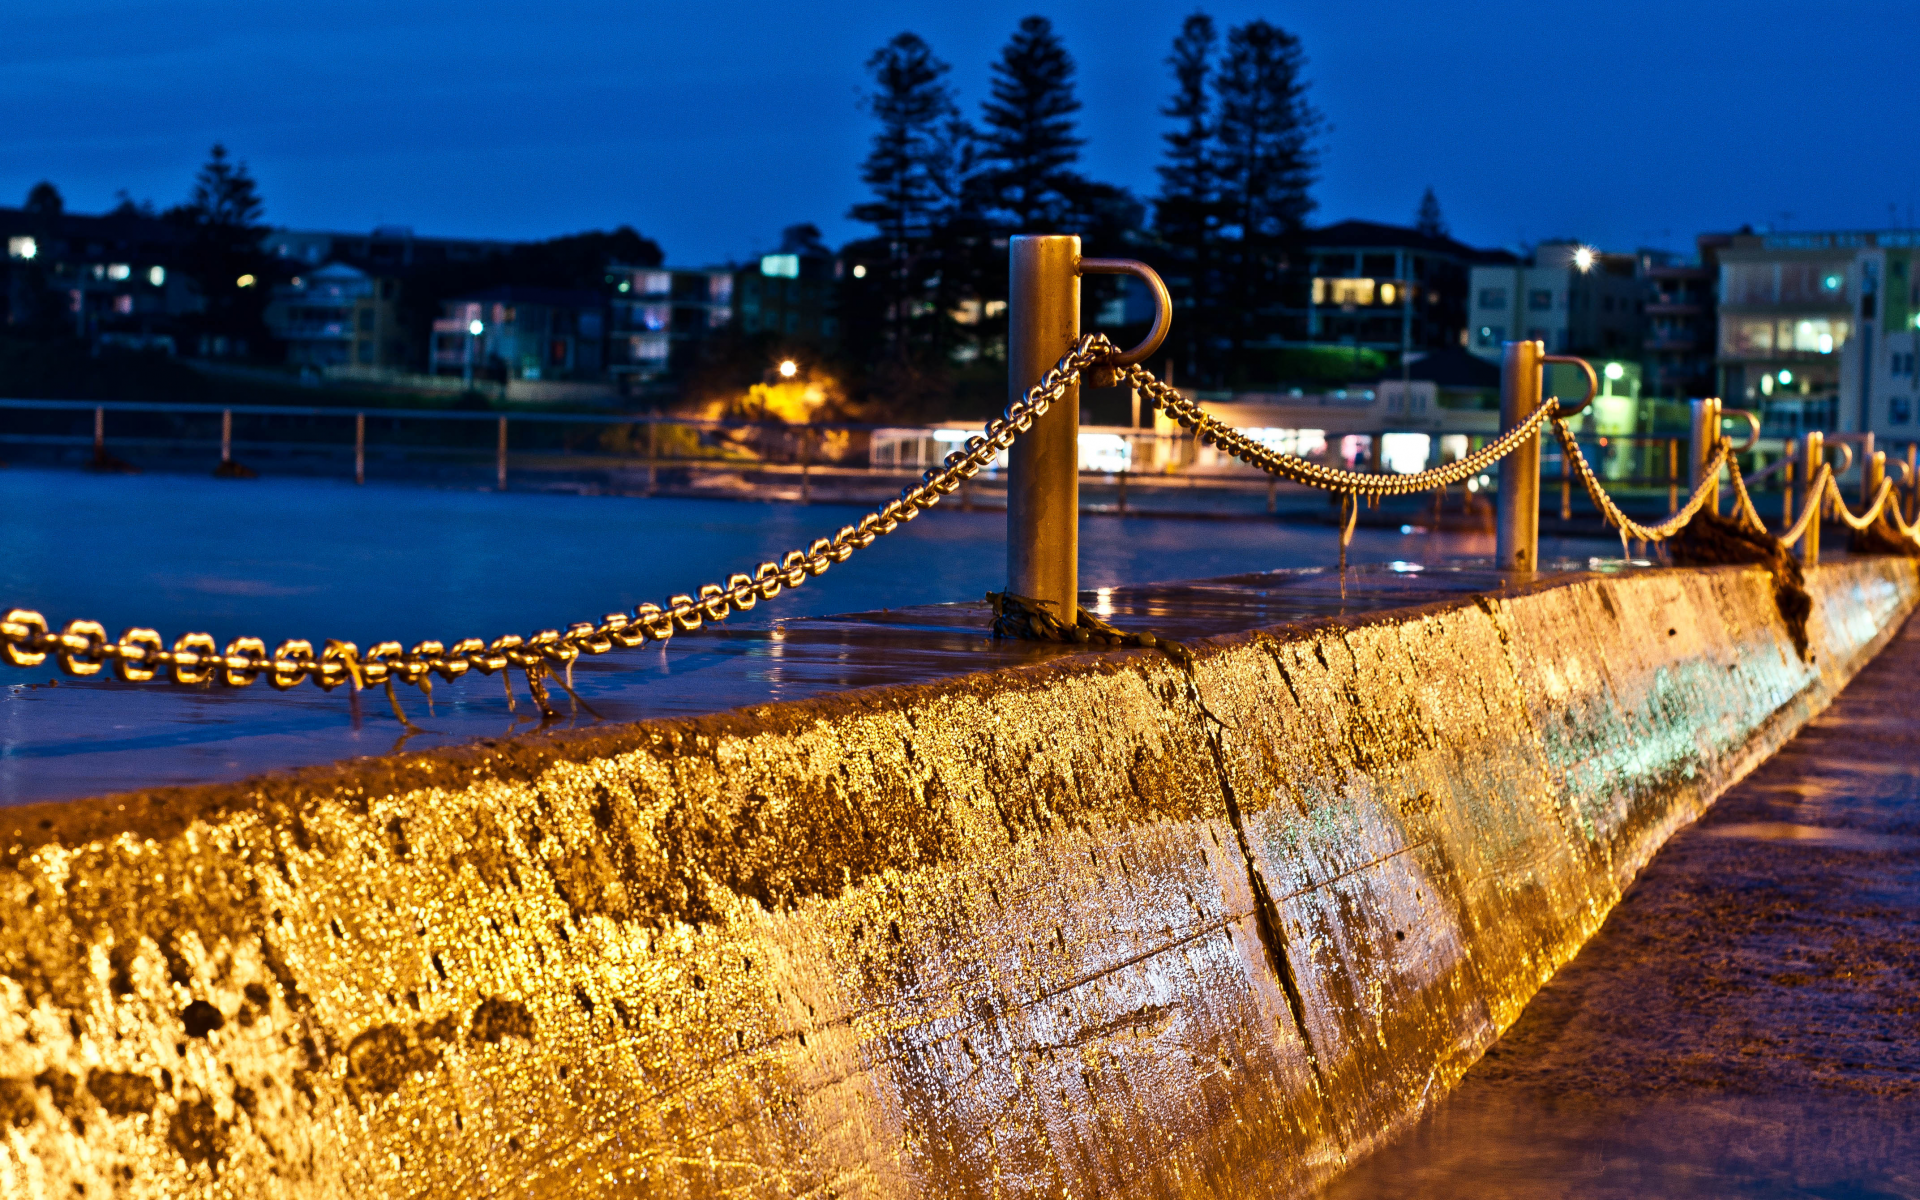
xmin=1 ymin=555 xmax=1628 ymax=806
xmin=1324 ymin=611 xmax=1920 ymax=1199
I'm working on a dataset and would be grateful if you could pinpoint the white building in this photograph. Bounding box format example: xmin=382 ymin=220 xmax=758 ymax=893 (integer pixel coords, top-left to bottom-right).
xmin=1467 ymin=241 xmax=1646 ymax=361
xmin=1714 ymin=229 xmax=1920 ymax=442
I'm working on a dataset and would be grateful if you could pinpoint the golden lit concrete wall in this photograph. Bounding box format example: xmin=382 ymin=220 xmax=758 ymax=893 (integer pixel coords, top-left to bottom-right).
xmin=0 ymin=559 xmax=1911 ymax=1198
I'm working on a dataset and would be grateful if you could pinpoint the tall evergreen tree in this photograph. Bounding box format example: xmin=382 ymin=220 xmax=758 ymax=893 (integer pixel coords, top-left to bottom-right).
xmin=166 ymin=145 xmax=271 ymax=353
xmin=850 ymin=33 xmax=963 ymax=363
xmin=973 ymin=17 xmax=1085 ymax=232
xmin=1154 ymin=13 xmax=1219 ymax=382
xmin=1212 ymin=19 xmax=1319 ymax=375
xmin=1415 ymin=187 xmax=1447 ymax=238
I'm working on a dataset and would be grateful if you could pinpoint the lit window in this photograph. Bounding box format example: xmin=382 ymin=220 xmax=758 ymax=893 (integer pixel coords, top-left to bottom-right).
xmin=1380 ymin=283 xmax=1397 ymax=305
xmin=6 ymin=236 xmax=35 ymax=260
xmin=106 ymin=263 xmax=130 ymax=280
xmin=761 ymin=254 xmax=799 ymax=279
xmin=113 ymin=294 xmax=133 ymax=314
xmin=148 ymin=266 xmax=165 ymax=286
xmin=1317 ymin=278 xmax=1375 ymax=306
xmin=852 ymin=264 xmax=868 ymax=279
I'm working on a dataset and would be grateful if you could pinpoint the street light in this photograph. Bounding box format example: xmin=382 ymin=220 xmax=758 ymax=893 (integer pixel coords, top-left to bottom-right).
xmin=778 ymin=359 xmax=798 ymax=379
xmin=1572 ymin=246 xmax=1596 ymax=273
xmin=463 ymin=319 xmax=485 ymax=389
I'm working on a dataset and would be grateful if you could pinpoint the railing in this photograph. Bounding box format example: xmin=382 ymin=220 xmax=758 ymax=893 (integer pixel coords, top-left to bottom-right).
xmin=5 ymin=233 xmax=1920 ymax=717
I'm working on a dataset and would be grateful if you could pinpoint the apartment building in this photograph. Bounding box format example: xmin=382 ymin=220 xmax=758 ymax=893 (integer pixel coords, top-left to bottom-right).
xmin=1468 ymin=241 xmax=1646 ymax=361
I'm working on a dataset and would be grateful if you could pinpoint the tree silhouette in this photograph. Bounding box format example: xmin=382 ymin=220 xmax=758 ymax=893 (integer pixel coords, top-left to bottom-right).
xmin=973 ymin=16 xmax=1085 ymax=232
xmin=851 ymin=32 xmax=965 ymax=363
xmin=1415 ymin=187 xmax=1447 ymax=238
xmin=23 ymin=182 xmax=63 ymax=216
xmin=1155 ymin=13 xmax=1220 ymax=382
xmin=166 ymin=145 xmax=271 ymax=355
xmin=1212 ymin=19 xmax=1320 ymax=375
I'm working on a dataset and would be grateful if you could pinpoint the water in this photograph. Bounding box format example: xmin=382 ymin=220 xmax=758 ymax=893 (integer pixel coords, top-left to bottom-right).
xmin=0 ymin=468 xmax=1609 ymax=804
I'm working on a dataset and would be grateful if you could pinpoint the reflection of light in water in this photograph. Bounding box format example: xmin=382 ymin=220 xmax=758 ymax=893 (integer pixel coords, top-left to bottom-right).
xmin=1094 ymin=587 xmax=1115 ymax=617
xmin=1388 ymin=561 xmax=1424 ymax=573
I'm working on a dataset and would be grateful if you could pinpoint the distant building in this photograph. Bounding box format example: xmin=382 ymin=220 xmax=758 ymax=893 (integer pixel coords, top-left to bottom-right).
xmin=432 ymin=286 xmax=606 ymax=381
xmin=1468 ymin=241 xmax=1646 ymax=361
xmin=1302 ymin=220 xmax=1515 ymax=358
xmin=1642 ymin=234 xmax=1731 ymax=402
xmin=1715 ymin=229 xmax=1920 ymax=441
xmin=735 ymin=227 xmax=838 ymax=343
xmin=0 ymin=206 xmax=198 ymax=340
xmin=605 ymin=265 xmax=733 ymax=381
xmin=262 ymin=226 xmax=516 ymax=273
xmin=262 ymin=262 xmax=408 ymax=369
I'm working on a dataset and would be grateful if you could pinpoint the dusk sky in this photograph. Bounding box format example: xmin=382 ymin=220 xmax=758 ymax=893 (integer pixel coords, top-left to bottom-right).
xmin=4 ymin=1 xmax=1912 ymax=265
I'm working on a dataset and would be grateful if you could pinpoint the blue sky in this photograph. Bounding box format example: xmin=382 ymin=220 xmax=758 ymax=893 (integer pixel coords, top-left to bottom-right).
xmin=2 ymin=1 xmax=1912 ymax=265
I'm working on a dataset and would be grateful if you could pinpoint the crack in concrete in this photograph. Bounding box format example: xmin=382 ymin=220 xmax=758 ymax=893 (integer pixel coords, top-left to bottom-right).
xmin=1195 ymin=675 xmax=1334 ymax=1111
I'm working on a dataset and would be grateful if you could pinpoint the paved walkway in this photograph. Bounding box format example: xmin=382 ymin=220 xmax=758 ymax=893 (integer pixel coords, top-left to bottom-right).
xmin=1327 ymin=610 xmax=1920 ymax=1198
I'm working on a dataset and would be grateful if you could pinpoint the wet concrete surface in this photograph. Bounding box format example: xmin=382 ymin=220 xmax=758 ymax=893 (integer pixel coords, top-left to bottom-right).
xmin=1 ymin=553 xmax=1623 ymax=805
xmin=1324 ymin=610 xmax=1920 ymax=1199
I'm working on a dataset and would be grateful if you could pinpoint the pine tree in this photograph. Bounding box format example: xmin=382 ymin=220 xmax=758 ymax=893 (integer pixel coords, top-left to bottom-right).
xmin=1154 ymin=13 xmax=1219 ymax=382
xmin=1212 ymin=19 xmax=1320 ymax=375
xmin=1415 ymin=187 xmax=1447 ymax=238
xmin=850 ymin=33 xmax=963 ymax=364
xmin=974 ymin=17 xmax=1085 ymax=232
xmin=167 ymin=145 xmax=271 ymax=354
xmin=23 ymin=182 xmax=63 ymax=217
xmin=852 ymin=34 xmax=957 ymax=250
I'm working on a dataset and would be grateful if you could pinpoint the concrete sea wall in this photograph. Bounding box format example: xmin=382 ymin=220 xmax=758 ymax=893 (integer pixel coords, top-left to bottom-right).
xmin=0 ymin=559 xmax=1912 ymax=1198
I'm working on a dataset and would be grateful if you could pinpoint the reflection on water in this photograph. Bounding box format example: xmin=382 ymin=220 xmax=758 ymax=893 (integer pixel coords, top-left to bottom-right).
xmin=1324 ymin=1093 xmax=1920 ymax=1199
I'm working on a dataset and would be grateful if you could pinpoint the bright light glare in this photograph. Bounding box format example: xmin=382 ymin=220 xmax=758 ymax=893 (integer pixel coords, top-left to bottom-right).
xmin=1778 ymin=369 xmax=1793 ymax=385
xmin=1603 ymin=362 xmax=1625 ymax=381
xmin=236 ymin=274 xmax=256 ymax=288
xmin=777 ymin=359 xmax=798 ymax=378
xmin=852 ymin=264 xmax=867 ymax=279
xmin=1572 ymin=246 xmax=1596 ymax=272
xmin=468 ymin=320 xmax=484 ymax=336
xmin=148 ymin=266 xmax=165 ymax=286
xmin=6 ymin=236 xmax=36 ymax=260
xmin=1818 ymin=334 xmax=1834 ymax=354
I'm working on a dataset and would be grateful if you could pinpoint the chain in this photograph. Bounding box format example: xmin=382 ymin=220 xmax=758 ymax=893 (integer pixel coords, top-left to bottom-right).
xmin=1121 ymin=363 xmax=1559 ymax=496
xmin=1 ymin=336 xmax=1114 ymax=692
xmin=9 ymin=334 xmax=1910 ymax=693
xmin=1550 ymin=419 xmax=1728 ymax=543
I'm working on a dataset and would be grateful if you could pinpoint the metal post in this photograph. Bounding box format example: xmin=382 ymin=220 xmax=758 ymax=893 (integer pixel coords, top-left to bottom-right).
xmin=647 ymin=419 xmax=658 ymax=496
xmin=354 ymin=412 xmax=365 ymax=485
xmin=1689 ymin=397 xmax=1722 ymax=516
xmin=1907 ymin=443 xmax=1918 ymax=524
xmin=1868 ymin=450 xmax=1887 ymax=519
xmin=799 ymin=428 xmax=812 ymax=505
xmin=93 ymin=406 xmax=103 ymax=458
xmin=1802 ymin=430 xmax=1823 ymax=566
xmin=220 ymin=409 xmax=232 ymax=464
xmin=1667 ymin=438 xmax=1679 ymax=514
xmin=1495 ymin=340 xmax=1544 ymax=572
xmin=496 ymin=415 xmax=508 ymax=491
xmin=1006 ymin=234 xmax=1080 ymax=621
xmin=1858 ymin=432 xmax=1877 ymax=507
xmin=1782 ymin=438 xmax=1798 ymax=528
